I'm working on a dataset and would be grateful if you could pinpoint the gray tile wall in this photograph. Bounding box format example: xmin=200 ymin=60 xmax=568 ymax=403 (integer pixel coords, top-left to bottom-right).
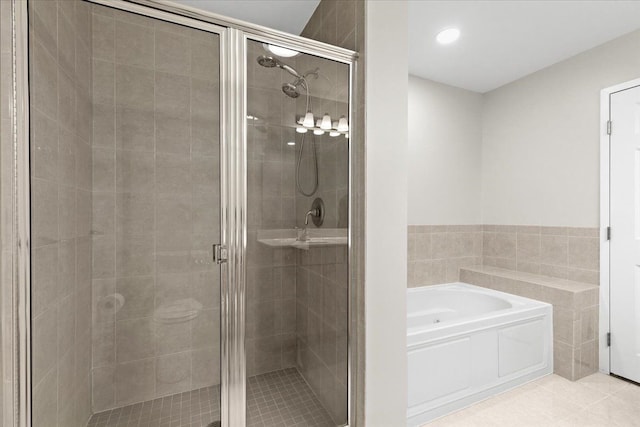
xmin=247 ymin=26 xmax=352 ymax=423
xmin=408 ymin=225 xmax=600 ymax=287
xmin=407 ymin=225 xmax=483 ymax=287
xmin=298 ymin=0 xmax=352 ymax=232
xmin=90 ymin=5 xmax=221 ymax=411
xmin=299 ymin=2 xmax=357 ymax=424
xmin=292 ymin=62 xmax=350 ymax=230
xmin=29 ymin=1 xmax=93 ymax=425
xmin=246 ymin=40 xmax=299 ymax=377
xmin=295 ymin=247 xmax=349 ymax=424
xmin=482 ymin=225 xmax=600 ymax=285
xmin=244 ymin=242 xmax=298 ymax=377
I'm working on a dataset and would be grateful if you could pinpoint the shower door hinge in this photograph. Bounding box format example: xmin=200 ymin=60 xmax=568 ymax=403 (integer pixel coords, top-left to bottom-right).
xmin=607 ymin=332 xmax=611 ymax=347
xmin=606 ymin=226 xmax=611 ymax=241
xmin=607 ymin=120 xmax=612 ymax=135
xmin=213 ymin=244 xmax=228 ymax=264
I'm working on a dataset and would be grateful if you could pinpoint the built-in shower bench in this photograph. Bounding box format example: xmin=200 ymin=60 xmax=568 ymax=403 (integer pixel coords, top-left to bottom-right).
xmin=459 ymin=265 xmax=599 ymax=381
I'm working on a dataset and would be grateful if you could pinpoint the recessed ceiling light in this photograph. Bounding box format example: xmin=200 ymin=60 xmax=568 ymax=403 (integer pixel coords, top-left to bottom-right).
xmin=436 ymin=28 xmax=460 ymax=45
xmin=263 ymin=43 xmax=299 ymax=58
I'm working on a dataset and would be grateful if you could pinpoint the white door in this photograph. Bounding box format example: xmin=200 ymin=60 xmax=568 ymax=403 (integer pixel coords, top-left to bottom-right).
xmin=610 ymin=84 xmax=640 ymax=383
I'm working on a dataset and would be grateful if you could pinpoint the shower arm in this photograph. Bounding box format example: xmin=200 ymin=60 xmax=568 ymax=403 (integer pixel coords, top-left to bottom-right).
xmin=303 ymin=68 xmax=320 ymax=80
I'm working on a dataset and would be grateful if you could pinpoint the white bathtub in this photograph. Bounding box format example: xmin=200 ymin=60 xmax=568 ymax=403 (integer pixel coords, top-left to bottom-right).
xmin=407 ymin=283 xmax=553 ymax=426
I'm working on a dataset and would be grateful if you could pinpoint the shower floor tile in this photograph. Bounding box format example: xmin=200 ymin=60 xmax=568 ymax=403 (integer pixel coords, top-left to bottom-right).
xmin=86 ymin=368 xmax=335 ymax=427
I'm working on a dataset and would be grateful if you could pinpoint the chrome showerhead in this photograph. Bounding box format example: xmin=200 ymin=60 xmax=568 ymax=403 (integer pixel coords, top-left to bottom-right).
xmin=258 ymin=56 xmax=315 ymax=99
xmin=282 ymin=82 xmax=300 ymax=98
xmin=256 ymin=55 xmax=302 ymax=78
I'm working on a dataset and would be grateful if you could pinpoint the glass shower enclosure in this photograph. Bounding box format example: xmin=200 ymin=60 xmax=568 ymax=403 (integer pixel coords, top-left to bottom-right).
xmin=246 ymin=38 xmax=351 ymax=425
xmin=21 ymin=0 xmax=355 ymax=426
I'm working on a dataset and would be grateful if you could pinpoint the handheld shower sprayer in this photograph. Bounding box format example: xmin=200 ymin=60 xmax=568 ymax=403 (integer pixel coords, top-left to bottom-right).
xmin=256 ymin=55 xmax=321 ymax=197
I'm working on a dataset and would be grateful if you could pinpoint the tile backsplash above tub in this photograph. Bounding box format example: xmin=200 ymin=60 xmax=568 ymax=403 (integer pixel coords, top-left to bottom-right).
xmin=408 ymin=225 xmax=483 ymax=286
xmin=482 ymin=225 xmax=599 ymax=285
xmin=408 ymin=225 xmax=600 ymax=288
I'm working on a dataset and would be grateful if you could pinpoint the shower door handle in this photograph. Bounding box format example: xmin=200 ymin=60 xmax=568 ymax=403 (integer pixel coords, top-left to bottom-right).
xmin=213 ymin=244 xmax=228 ymax=264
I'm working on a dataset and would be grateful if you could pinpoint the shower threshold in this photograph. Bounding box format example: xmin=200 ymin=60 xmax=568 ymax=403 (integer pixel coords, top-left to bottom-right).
xmin=86 ymin=368 xmax=335 ymax=427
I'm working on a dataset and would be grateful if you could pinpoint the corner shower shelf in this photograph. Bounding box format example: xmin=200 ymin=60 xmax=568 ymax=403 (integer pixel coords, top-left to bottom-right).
xmin=257 ymin=228 xmax=347 ymax=250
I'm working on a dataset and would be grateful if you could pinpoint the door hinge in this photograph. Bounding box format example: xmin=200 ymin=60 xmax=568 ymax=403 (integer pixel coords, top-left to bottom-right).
xmin=607 ymin=332 xmax=611 ymax=347
xmin=607 ymin=120 xmax=612 ymax=135
xmin=213 ymin=244 xmax=228 ymax=264
xmin=606 ymin=226 xmax=611 ymax=241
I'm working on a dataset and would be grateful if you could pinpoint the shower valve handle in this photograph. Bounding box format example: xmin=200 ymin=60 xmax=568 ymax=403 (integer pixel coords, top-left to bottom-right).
xmin=305 ymin=198 xmax=325 ymax=227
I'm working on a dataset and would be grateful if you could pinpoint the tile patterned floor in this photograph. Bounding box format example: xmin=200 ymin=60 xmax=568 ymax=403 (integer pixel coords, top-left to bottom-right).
xmin=87 ymin=386 xmax=220 ymax=427
xmin=425 ymin=373 xmax=640 ymax=427
xmin=87 ymin=368 xmax=335 ymax=427
xmin=246 ymin=369 xmax=334 ymax=427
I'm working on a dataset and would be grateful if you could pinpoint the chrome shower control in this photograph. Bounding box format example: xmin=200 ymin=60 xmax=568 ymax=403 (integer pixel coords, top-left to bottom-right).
xmin=305 ymin=198 xmax=325 ymax=227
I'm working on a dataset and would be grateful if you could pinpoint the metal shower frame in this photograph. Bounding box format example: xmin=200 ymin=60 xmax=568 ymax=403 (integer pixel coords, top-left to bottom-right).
xmin=7 ymin=0 xmax=360 ymax=426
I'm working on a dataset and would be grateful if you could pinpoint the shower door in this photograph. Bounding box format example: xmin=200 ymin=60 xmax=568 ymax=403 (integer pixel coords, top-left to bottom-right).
xmin=28 ymin=1 xmax=225 ymax=425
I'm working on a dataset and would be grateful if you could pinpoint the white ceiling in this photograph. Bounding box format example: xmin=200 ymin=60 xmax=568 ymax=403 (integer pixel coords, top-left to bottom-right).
xmin=172 ymin=1 xmax=640 ymax=94
xmin=172 ymin=0 xmax=320 ymax=35
xmin=409 ymin=1 xmax=640 ymax=93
